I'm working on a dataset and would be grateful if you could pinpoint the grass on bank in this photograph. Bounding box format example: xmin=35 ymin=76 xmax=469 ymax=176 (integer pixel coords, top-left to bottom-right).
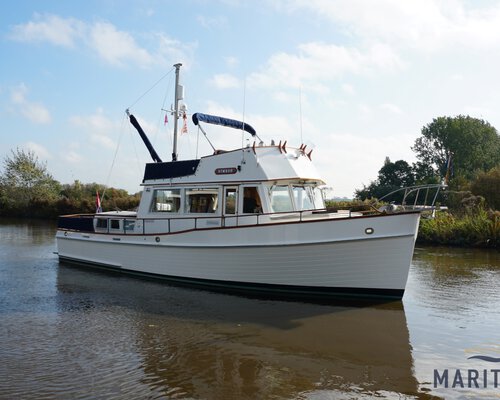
xmin=326 ymin=199 xmax=499 ymax=249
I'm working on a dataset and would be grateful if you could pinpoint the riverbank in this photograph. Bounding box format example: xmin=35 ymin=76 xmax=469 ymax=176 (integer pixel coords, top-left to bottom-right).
xmin=326 ymin=200 xmax=499 ymax=249
xmin=417 ymin=209 xmax=499 ymax=248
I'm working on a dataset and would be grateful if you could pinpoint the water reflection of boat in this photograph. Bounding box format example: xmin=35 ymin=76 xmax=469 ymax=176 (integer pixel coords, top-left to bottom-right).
xmin=54 ymin=264 xmax=424 ymax=399
xmin=55 ymin=63 xmax=421 ymax=300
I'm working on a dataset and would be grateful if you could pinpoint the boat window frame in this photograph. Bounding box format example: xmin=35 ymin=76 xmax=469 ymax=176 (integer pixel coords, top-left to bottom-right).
xmin=241 ymin=185 xmax=263 ymax=214
xmin=223 ymin=186 xmax=238 ymax=215
xmin=269 ymin=184 xmax=294 ymax=213
xmin=291 ymin=185 xmax=316 ymax=211
xmin=150 ymin=188 xmax=182 ymax=213
xmin=110 ymin=219 xmax=121 ymax=230
xmin=95 ymin=218 xmax=108 ymax=229
xmin=184 ymin=186 xmax=220 ymax=214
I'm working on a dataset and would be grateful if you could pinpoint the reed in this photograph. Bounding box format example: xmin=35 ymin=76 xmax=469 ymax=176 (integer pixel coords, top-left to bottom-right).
xmin=418 ymin=208 xmax=499 ymax=248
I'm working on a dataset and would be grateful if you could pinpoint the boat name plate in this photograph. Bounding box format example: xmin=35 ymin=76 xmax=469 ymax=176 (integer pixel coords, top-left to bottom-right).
xmin=215 ymin=167 xmax=237 ymax=175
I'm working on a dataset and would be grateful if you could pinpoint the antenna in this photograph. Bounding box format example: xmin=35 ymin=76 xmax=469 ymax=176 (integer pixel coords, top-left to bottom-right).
xmin=172 ymin=63 xmax=182 ymax=161
xmin=241 ymin=78 xmax=247 ymax=149
xmin=299 ymin=87 xmax=303 ymax=143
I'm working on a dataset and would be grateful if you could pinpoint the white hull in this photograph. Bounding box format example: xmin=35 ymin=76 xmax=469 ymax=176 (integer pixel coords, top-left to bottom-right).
xmin=56 ymin=212 xmax=420 ymax=299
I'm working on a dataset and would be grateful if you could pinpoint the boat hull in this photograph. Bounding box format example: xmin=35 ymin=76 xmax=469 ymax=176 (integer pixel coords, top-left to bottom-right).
xmin=56 ymin=212 xmax=420 ymax=300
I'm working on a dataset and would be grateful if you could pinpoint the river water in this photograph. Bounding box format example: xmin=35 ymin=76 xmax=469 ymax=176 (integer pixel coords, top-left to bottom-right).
xmin=0 ymin=219 xmax=499 ymax=399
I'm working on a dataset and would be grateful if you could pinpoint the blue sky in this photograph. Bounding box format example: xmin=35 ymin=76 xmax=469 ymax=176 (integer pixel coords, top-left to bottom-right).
xmin=2 ymin=0 xmax=500 ymax=197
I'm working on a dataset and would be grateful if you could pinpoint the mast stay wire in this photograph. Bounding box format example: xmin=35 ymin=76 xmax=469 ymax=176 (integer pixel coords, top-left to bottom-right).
xmin=103 ymin=67 xmax=175 ymax=204
xmin=127 ymin=67 xmax=175 ymax=110
xmin=101 ymin=112 xmax=128 ymax=204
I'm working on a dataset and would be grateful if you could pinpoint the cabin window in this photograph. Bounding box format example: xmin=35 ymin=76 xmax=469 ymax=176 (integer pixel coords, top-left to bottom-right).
xmin=224 ymin=188 xmax=237 ymax=215
xmin=186 ymin=188 xmax=219 ymax=213
xmin=242 ymin=186 xmax=262 ymax=214
xmin=96 ymin=219 xmax=107 ymax=229
xmin=270 ymin=185 xmax=293 ymax=212
xmin=151 ymin=189 xmax=181 ymax=213
xmin=124 ymin=220 xmax=135 ymax=231
xmin=292 ymin=186 xmax=315 ymax=210
xmin=110 ymin=219 xmax=120 ymax=230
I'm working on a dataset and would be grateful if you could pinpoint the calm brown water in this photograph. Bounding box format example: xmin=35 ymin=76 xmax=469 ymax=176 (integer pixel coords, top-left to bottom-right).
xmin=0 ymin=219 xmax=499 ymax=399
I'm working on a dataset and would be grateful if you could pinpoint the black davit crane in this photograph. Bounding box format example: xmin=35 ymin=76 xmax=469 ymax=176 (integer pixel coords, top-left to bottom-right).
xmin=126 ymin=109 xmax=162 ymax=163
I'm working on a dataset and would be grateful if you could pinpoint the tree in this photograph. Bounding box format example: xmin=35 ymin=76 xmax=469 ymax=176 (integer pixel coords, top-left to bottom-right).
xmin=0 ymin=148 xmax=60 ymax=216
xmin=378 ymin=157 xmax=415 ymax=187
xmin=355 ymin=158 xmax=415 ymax=201
xmin=471 ymin=166 xmax=500 ymax=210
xmin=412 ymin=115 xmax=500 ymax=181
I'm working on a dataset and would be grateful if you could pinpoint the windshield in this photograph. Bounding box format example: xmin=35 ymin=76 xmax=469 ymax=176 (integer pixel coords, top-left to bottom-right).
xmin=292 ymin=186 xmax=325 ymax=210
xmin=270 ymin=185 xmax=293 ymax=212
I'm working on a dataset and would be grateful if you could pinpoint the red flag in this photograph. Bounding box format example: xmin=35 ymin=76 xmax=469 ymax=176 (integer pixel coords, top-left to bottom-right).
xmin=96 ymin=191 xmax=102 ymax=213
xmin=164 ymin=113 xmax=168 ymax=125
xmin=181 ymin=111 xmax=188 ymax=134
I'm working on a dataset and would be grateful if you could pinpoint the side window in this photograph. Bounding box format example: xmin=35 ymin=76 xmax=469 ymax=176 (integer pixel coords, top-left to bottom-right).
xmin=96 ymin=219 xmax=108 ymax=229
xmin=186 ymin=188 xmax=219 ymax=213
xmin=242 ymin=186 xmax=262 ymax=214
xmin=110 ymin=219 xmax=120 ymax=230
xmin=151 ymin=189 xmax=181 ymax=213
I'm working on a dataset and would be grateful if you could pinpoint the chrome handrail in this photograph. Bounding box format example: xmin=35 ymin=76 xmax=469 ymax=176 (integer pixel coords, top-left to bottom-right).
xmin=377 ymin=183 xmax=447 ymax=214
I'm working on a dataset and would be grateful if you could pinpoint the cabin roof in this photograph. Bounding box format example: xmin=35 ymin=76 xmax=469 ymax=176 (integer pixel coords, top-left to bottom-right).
xmin=142 ymin=146 xmax=325 ymax=185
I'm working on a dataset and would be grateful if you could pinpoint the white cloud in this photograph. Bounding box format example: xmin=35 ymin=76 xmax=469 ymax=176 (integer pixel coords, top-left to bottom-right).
xmin=69 ymin=109 xmax=119 ymax=149
xmin=210 ymin=73 xmax=240 ymax=89
xmin=10 ymin=84 xmax=51 ymax=124
xmin=62 ymin=151 xmax=83 ymax=164
xmin=450 ymin=73 xmax=464 ymax=81
xmin=8 ymin=14 xmax=193 ymax=68
xmin=224 ymin=56 xmax=239 ymax=68
xmin=156 ymin=34 xmax=196 ymax=67
xmin=380 ymin=103 xmax=403 ymax=114
xmin=25 ymin=141 xmax=51 ymax=160
xmin=204 ymin=101 xmax=296 ymax=141
xmin=283 ymin=0 xmax=500 ymax=52
xmin=196 ymin=15 xmax=228 ymax=29
xmin=9 ymin=13 xmax=83 ymax=47
xmin=248 ymin=42 xmax=403 ymax=91
xmin=89 ymin=22 xmax=155 ymax=67
xmin=341 ymin=83 xmax=355 ymax=95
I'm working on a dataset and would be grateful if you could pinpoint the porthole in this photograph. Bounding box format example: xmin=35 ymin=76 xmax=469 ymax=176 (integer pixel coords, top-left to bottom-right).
xmin=365 ymin=227 xmax=374 ymax=235
xmin=155 ymin=237 xmax=160 ymax=243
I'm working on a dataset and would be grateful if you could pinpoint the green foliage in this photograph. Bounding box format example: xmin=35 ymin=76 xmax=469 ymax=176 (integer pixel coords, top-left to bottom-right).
xmin=418 ymin=209 xmax=499 ymax=248
xmin=412 ymin=115 xmax=500 ymax=180
xmin=0 ymin=149 xmax=140 ymax=218
xmin=470 ymin=166 xmax=500 ymax=210
xmin=325 ymin=198 xmax=383 ymax=212
xmin=58 ymin=181 xmax=140 ymax=215
xmin=0 ymin=148 xmax=60 ymax=217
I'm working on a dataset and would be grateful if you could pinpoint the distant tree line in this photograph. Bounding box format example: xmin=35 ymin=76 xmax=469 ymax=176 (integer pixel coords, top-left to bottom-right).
xmin=355 ymin=115 xmax=500 ymax=211
xmin=0 ymin=149 xmax=140 ymax=219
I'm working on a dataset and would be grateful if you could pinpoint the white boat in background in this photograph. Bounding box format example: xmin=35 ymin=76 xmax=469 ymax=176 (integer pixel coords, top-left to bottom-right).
xmin=56 ymin=64 xmax=437 ymax=301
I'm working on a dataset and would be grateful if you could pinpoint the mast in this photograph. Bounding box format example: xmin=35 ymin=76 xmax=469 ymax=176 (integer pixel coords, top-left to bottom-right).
xmin=172 ymin=63 xmax=182 ymax=162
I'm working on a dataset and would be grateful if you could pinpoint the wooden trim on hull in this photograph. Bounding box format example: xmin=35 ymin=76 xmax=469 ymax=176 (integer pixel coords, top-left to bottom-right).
xmin=58 ymin=255 xmax=405 ymax=302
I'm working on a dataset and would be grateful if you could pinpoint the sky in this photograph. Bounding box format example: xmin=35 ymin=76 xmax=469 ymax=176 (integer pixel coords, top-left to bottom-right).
xmin=2 ymin=0 xmax=500 ymax=198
